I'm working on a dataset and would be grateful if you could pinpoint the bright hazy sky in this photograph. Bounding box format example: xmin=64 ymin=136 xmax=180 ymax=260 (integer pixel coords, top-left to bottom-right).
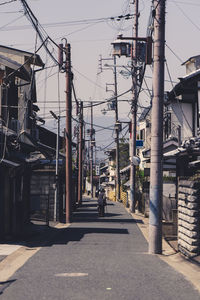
xmin=0 ymin=0 xmax=200 ymax=158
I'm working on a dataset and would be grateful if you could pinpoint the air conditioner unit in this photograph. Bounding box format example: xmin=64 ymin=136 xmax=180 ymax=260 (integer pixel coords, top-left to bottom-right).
xmin=10 ymin=119 xmax=20 ymax=133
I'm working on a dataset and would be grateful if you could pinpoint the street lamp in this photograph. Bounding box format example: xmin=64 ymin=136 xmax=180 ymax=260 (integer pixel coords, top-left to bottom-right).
xmin=50 ymin=110 xmax=60 ymax=222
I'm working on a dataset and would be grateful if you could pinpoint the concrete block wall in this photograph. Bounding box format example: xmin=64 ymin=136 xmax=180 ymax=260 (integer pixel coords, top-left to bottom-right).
xmin=178 ymin=179 xmax=200 ymax=257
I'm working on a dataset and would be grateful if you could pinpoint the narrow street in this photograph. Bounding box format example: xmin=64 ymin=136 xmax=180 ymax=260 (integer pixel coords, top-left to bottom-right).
xmin=0 ymin=197 xmax=199 ymax=300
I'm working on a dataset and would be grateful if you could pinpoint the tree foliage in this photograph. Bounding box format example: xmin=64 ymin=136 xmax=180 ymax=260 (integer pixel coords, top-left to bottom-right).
xmin=119 ymin=138 xmax=129 ymax=169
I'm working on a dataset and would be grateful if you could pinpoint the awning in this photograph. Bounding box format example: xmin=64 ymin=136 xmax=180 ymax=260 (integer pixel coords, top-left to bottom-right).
xmin=100 ymin=174 xmax=107 ymax=178
xmin=106 ymin=180 xmax=115 ymax=186
xmin=100 ymin=164 xmax=108 ymax=170
xmin=163 ymin=148 xmax=187 ymax=158
xmin=189 ymin=160 xmax=200 ymax=168
xmin=120 ymin=164 xmax=130 ymax=174
xmin=123 ymin=180 xmax=130 ymax=187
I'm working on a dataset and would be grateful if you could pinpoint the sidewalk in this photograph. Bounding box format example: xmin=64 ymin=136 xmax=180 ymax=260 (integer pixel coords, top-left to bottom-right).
xmin=0 ymin=197 xmax=199 ymax=299
xmin=0 ymin=221 xmax=70 ymax=283
xmin=0 ymin=221 xmax=56 ymax=261
xmin=128 ymin=209 xmax=200 ymax=293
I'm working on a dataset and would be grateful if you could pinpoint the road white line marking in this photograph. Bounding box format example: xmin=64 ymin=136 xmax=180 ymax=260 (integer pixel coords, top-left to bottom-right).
xmin=55 ymin=273 xmax=88 ymax=277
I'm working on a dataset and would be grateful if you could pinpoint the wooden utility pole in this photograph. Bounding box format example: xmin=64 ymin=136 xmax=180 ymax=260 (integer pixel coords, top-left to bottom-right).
xmin=99 ymin=55 xmax=121 ymax=201
xmin=50 ymin=110 xmax=60 ymax=222
xmin=149 ymin=0 xmax=166 ymax=254
xmin=78 ymin=101 xmax=83 ymax=205
xmin=90 ymin=104 xmax=94 ymax=198
xmin=114 ymin=56 xmax=121 ymax=202
xmin=130 ymin=0 xmax=139 ymax=213
xmin=65 ymin=42 xmax=72 ymax=223
xmin=75 ymin=133 xmax=79 ymax=207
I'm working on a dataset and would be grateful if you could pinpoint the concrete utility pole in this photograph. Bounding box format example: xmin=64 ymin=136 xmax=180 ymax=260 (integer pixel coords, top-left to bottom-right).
xmin=90 ymin=104 xmax=94 ymax=198
xmin=113 ymin=55 xmax=121 ymax=202
xmin=65 ymin=42 xmax=73 ymax=223
xmin=78 ymin=101 xmax=83 ymax=205
xmin=149 ymin=0 xmax=166 ymax=254
xmin=130 ymin=0 xmax=139 ymax=213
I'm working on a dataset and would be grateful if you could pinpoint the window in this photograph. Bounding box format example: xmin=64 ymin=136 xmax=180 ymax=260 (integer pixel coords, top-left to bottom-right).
xmin=164 ymin=113 xmax=171 ymax=139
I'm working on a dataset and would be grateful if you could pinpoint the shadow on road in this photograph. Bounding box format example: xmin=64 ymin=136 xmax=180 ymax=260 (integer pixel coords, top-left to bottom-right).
xmin=0 ymin=198 xmax=142 ymax=251
xmin=0 ymin=279 xmax=16 ymax=295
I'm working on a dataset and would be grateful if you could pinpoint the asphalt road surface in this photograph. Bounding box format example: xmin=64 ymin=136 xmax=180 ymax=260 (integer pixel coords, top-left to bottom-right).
xmin=0 ymin=198 xmax=199 ymax=300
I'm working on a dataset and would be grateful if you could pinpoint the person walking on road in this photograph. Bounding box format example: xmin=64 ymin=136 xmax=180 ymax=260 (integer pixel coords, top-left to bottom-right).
xmin=97 ymin=189 xmax=106 ymax=217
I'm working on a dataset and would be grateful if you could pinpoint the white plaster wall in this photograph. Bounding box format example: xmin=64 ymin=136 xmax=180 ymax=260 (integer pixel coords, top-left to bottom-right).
xmin=137 ymin=119 xmax=151 ymax=170
xmin=171 ymin=102 xmax=193 ymax=140
xmin=182 ymin=103 xmax=193 ymax=139
xmin=163 ymin=182 xmax=176 ymax=198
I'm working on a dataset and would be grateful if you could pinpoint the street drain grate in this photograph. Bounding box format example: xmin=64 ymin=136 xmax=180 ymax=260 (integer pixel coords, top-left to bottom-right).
xmin=55 ymin=273 xmax=88 ymax=277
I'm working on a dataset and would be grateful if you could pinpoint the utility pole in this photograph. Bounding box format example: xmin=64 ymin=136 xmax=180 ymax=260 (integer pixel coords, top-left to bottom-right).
xmin=149 ymin=0 xmax=166 ymax=254
xmin=99 ymin=55 xmax=121 ymax=201
xmin=65 ymin=42 xmax=73 ymax=223
xmin=50 ymin=110 xmax=60 ymax=222
xmin=130 ymin=0 xmax=139 ymax=213
xmin=75 ymin=129 xmax=79 ymax=207
xmin=78 ymin=101 xmax=83 ymax=205
xmin=113 ymin=55 xmax=121 ymax=202
xmin=90 ymin=104 xmax=94 ymax=198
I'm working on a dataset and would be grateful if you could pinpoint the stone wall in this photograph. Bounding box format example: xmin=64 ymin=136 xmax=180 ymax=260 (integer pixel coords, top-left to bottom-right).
xmin=178 ymin=179 xmax=200 ymax=257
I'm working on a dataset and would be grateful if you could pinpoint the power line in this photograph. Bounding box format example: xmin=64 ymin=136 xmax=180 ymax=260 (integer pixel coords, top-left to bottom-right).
xmin=0 ymin=10 xmax=20 ymax=14
xmin=0 ymin=0 xmax=17 ymax=6
xmin=99 ymin=139 xmax=115 ymax=151
xmin=83 ymin=88 xmax=132 ymax=108
xmin=98 ymin=123 xmax=129 ymax=151
xmin=65 ymin=22 xmax=102 ymax=37
xmin=1 ymin=13 xmax=134 ymax=31
xmin=20 ymin=0 xmax=60 ymax=66
xmin=73 ymin=67 xmax=105 ymax=91
xmin=71 ymin=114 xmax=114 ymax=131
xmin=0 ymin=13 xmax=24 ymax=31
xmin=95 ymin=124 xmax=114 ymax=132
xmin=173 ymin=2 xmax=200 ymax=32
xmin=165 ymin=43 xmax=183 ymax=63
xmin=84 ymin=121 xmax=114 ymax=131
xmin=168 ymin=0 xmax=200 ymax=7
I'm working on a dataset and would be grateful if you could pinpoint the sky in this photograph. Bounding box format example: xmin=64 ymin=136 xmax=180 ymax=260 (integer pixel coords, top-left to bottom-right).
xmin=0 ymin=0 xmax=200 ymax=160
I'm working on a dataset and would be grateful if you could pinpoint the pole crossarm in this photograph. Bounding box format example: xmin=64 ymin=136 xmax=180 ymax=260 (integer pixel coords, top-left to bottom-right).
xmin=118 ymin=36 xmax=150 ymax=42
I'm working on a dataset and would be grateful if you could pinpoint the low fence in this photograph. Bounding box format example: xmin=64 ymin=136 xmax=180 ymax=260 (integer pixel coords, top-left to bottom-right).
xmin=107 ymin=190 xmax=116 ymax=202
xmin=178 ymin=178 xmax=200 ymax=257
xmin=107 ymin=187 xmax=128 ymax=206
